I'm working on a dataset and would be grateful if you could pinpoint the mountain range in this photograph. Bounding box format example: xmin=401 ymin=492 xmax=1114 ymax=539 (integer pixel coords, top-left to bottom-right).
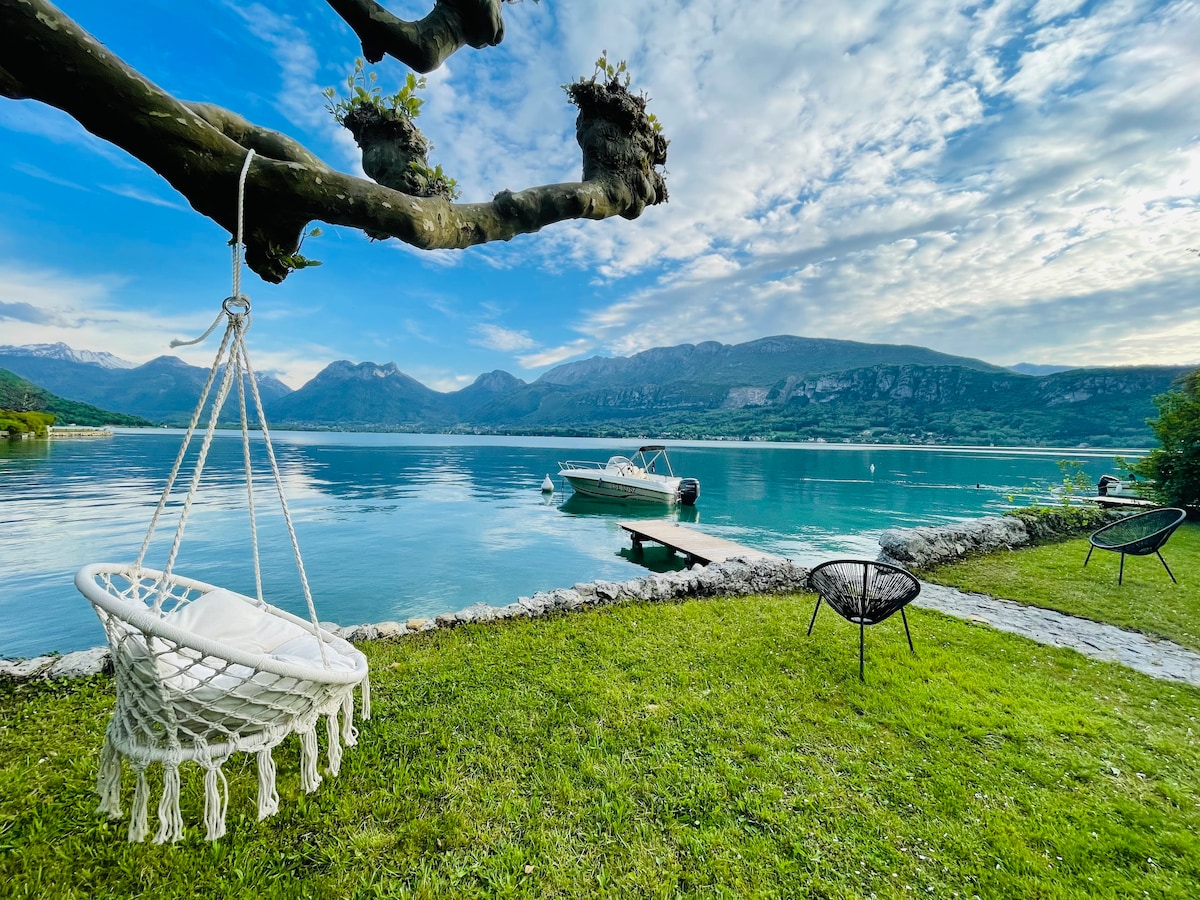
xmin=1 ymin=337 xmax=1193 ymax=447
xmin=0 ymin=345 xmax=292 ymax=423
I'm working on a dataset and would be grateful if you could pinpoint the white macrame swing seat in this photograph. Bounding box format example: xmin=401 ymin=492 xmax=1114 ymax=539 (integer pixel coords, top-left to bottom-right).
xmin=74 ymin=151 xmax=369 ymax=843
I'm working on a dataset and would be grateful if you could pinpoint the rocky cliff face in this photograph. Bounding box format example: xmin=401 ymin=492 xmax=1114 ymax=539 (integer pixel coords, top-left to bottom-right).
xmin=759 ymin=364 xmax=1184 ymax=412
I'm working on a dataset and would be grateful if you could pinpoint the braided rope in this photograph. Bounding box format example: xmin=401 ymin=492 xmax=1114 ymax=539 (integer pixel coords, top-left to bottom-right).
xmin=238 ymin=336 xmax=329 ymax=666
xmin=157 ymin=336 xmax=241 ymax=588
xmin=134 ymin=325 xmax=233 ymax=577
xmin=232 ymin=336 xmax=264 ymax=607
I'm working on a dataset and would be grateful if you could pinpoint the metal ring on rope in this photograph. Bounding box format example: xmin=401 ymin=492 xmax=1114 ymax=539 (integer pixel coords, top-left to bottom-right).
xmin=221 ymin=295 xmax=252 ymax=332
xmin=222 ymin=295 xmax=251 ymax=316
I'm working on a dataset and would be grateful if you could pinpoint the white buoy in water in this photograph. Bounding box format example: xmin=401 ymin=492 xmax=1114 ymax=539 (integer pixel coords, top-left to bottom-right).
xmin=870 ymin=464 xmax=875 ymax=473
xmin=541 ymin=474 xmax=555 ymax=492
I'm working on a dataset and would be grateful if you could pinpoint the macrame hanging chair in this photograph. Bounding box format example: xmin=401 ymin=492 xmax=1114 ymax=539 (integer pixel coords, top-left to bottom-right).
xmin=75 ymin=151 xmax=370 ymax=843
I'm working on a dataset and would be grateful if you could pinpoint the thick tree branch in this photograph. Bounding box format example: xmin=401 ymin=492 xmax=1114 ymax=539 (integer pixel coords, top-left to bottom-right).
xmin=325 ymin=0 xmax=504 ymax=71
xmin=0 ymin=64 xmax=22 ymax=99
xmin=1 ymin=0 xmax=665 ymax=284
xmin=185 ymin=103 xmax=330 ymax=170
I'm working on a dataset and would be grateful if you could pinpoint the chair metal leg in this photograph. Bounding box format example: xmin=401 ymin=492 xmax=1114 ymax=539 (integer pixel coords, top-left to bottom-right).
xmin=1084 ymin=545 xmax=1094 ymax=568
xmin=1119 ymin=553 xmax=1125 ymax=585
xmin=1157 ymin=551 xmax=1177 ymax=584
xmin=807 ymin=597 xmax=822 ymax=635
xmin=901 ymin=607 xmax=915 ymax=654
xmin=859 ymin=622 xmax=865 ymax=682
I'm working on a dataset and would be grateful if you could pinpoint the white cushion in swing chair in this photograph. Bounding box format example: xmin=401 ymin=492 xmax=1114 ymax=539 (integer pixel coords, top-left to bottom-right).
xmin=159 ymin=588 xmax=364 ymax=692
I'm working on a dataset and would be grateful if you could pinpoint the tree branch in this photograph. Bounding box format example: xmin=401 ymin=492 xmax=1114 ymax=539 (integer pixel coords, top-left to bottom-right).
xmin=185 ymin=103 xmax=330 ymax=170
xmin=1 ymin=0 xmax=665 ymax=284
xmin=325 ymin=0 xmax=505 ymax=71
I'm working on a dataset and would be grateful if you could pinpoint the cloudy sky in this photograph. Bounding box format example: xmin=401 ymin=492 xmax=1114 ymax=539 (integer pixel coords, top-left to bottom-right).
xmin=1 ymin=0 xmax=1197 ymax=390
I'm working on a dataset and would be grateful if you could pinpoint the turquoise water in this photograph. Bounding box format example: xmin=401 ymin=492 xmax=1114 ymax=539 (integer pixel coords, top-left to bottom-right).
xmin=0 ymin=431 xmax=1132 ymax=657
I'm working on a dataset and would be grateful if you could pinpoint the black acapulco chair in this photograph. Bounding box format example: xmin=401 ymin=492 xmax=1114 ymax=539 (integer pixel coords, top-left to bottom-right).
xmin=807 ymin=559 xmax=921 ymax=681
xmin=1084 ymin=507 xmax=1188 ymax=585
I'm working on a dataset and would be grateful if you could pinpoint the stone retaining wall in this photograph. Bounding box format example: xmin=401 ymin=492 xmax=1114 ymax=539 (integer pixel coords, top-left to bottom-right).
xmin=877 ymin=508 xmax=1123 ymax=570
xmin=876 ymin=516 xmax=1031 ymax=569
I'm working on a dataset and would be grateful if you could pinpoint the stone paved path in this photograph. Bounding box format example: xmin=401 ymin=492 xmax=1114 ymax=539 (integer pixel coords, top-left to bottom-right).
xmin=917 ymin=580 xmax=1200 ymax=687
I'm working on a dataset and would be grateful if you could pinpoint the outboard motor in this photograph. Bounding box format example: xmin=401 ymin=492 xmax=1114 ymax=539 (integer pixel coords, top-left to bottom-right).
xmin=679 ymin=478 xmax=701 ymax=506
xmin=1098 ymin=474 xmax=1120 ymax=497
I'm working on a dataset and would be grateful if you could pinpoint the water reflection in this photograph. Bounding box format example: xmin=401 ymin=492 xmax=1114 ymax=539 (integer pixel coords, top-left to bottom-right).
xmin=617 ymin=545 xmax=689 ymax=573
xmin=558 ymin=493 xmax=700 ymax=524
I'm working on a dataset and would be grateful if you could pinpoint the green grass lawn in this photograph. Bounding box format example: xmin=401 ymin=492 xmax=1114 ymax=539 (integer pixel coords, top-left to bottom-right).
xmin=3 ymin=594 xmax=1199 ymax=898
xmin=922 ymin=521 xmax=1200 ymax=651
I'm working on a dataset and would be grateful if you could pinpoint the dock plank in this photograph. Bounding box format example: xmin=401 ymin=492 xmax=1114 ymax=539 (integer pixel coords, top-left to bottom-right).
xmin=1080 ymin=496 xmax=1158 ymax=509
xmin=618 ymin=521 xmax=779 ymax=566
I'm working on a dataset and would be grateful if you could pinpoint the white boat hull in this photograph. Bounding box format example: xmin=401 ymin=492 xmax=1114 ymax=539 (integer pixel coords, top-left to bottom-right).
xmin=557 ymin=447 xmax=700 ymax=506
xmin=560 ymin=471 xmax=680 ymax=504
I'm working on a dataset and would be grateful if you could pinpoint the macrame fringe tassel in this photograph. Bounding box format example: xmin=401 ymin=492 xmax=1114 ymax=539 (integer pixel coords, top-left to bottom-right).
xmin=203 ymin=765 xmax=229 ymax=841
xmin=154 ymin=762 xmax=184 ymax=844
xmin=361 ymin=675 xmax=371 ymax=720
xmin=128 ymin=766 xmax=150 ymax=843
xmin=326 ymin=712 xmax=343 ymax=777
xmin=256 ymin=748 xmax=279 ymax=820
xmin=96 ymin=737 xmax=123 ymax=819
xmin=341 ymin=690 xmax=359 ymax=747
xmin=299 ymin=728 xmax=322 ymax=793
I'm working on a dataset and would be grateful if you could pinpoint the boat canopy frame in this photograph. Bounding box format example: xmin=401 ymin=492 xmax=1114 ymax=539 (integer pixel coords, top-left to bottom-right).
xmin=558 ymin=445 xmax=676 ymax=478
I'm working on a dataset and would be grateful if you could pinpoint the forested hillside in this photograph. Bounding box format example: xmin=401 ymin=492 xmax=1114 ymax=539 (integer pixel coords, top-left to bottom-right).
xmin=0 ymin=369 xmax=153 ymax=428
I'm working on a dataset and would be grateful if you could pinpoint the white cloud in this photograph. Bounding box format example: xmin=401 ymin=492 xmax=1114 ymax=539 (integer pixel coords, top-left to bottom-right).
xmin=228 ymin=2 xmax=328 ymax=130
xmin=98 ymin=184 xmax=190 ymax=211
xmin=518 ymin=339 xmax=593 ymax=369
xmin=474 ymin=0 xmax=1200 ymax=369
xmin=9 ymin=163 xmax=91 ymax=192
xmin=0 ymin=259 xmax=343 ymax=389
xmin=0 ymin=262 xmax=196 ymax=362
xmin=471 ymin=323 xmax=537 ymax=352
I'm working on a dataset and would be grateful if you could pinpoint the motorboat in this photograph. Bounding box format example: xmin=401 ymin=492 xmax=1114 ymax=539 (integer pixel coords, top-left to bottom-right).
xmin=1097 ymin=474 xmax=1142 ymax=498
xmin=557 ymin=445 xmax=700 ymax=505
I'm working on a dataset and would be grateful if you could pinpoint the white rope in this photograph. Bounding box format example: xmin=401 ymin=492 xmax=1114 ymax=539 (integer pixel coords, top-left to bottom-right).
xmin=158 ymin=340 xmax=241 ymax=587
xmin=231 ymin=150 xmax=253 ymax=305
xmin=238 ymin=340 xmax=329 ymax=666
xmin=134 ymin=325 xmax=234 ymax=578
xmin=168 ymin=310 xmax=225 ymax=350
xmin=233 ymin=336 xmax=265 ymax=606
xmin=256 ymin=748 xmax=279 ymax=820
xmin=136 ymin=150 xmax=257 ymax=578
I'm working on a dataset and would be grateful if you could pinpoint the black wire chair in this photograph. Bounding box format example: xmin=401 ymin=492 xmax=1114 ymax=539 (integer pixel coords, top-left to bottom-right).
xmin=1084 ymin=507 xmax=1187 ymax=585
xmin=807 ymin=560 xmax=921 ymax=681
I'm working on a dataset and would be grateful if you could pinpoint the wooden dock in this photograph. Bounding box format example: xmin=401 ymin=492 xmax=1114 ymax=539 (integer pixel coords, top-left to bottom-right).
xmin=1080 ymin=496 xmax=1158 ymax=510
xmin=618 ymin=521 xmax=779 ymax=566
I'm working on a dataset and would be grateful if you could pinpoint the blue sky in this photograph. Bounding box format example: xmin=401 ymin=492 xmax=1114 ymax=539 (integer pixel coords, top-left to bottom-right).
xmin=1 ymin=0 xmax=1198 ymax=390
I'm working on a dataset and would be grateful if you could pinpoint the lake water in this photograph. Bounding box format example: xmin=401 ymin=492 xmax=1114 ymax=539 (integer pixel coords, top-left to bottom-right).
xmin=0 ymin=431 xmax=1135 ymax=658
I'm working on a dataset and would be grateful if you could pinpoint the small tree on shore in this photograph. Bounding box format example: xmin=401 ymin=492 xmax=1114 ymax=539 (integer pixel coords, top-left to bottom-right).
xmin=1128 ymin=369 xmax=1200 ymax=509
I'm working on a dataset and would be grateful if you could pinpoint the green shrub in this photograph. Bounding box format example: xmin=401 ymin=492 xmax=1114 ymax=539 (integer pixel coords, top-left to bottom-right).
xmin=0 ymin=409 xmax=54 ymax=437
xmin=1004 ymin=504 xmax=1115 ymax=542
xmin=1128 ymin=368 xmax=1200 ymax=509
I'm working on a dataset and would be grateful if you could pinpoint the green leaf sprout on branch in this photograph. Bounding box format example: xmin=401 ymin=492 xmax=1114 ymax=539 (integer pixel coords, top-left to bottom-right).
xmin=562 ymin=51 xmax=665 ymax=135
xmin=409 ymin=162 xmax=460 ymax=200
xmin=270 ymin=227 xmax=323 ymax=274
xmin=323 ymin=58 xmax=427 ymax=124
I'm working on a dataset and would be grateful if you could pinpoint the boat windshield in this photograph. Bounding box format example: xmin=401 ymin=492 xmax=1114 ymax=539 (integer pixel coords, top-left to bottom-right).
xmin=604 ymin=456 xmax=635 ymax=472
xmin=634 ymin=447 xmax=673 ymax=477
